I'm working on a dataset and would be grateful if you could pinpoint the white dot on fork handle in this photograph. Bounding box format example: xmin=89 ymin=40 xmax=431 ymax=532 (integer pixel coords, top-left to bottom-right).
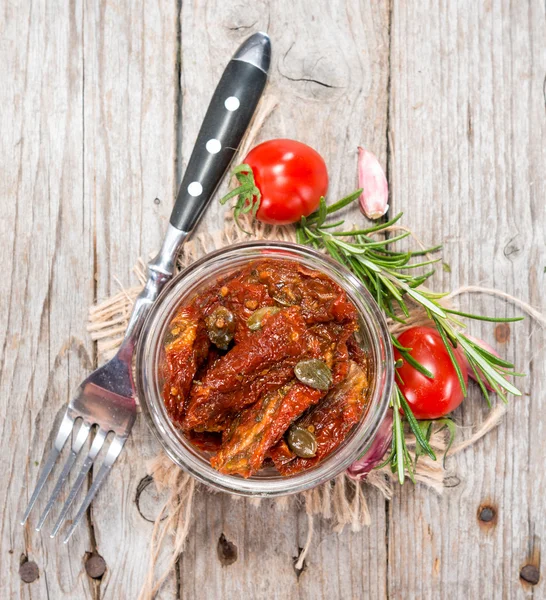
xmin=188 ymin=182 xmax=203 ymax=197
xmin=224 ymin=96 xmax=240 ymax=111
xmin=206 ymin=139 xmax=221 ymax=154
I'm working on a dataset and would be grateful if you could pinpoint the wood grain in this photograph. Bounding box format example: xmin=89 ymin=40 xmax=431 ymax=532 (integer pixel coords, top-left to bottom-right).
xmin=1 ymin=1 xmax=94 ymax=598
xmin=1 ymin=0 xmax=544 ymax=598
xmin=83 ymin=0 xmax=179 ymax=598
xmin=388 ymin=1 xmax=546 ymax=598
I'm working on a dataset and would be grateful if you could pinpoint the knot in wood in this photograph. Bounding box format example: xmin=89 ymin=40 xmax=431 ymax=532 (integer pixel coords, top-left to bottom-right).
xmin=494 ymin=323 xmax=511 ymax=343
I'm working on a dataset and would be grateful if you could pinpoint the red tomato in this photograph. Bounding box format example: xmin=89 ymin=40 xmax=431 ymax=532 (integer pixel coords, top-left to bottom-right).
xmin=244 ymin=139 xmax=328 ymax=225
xmin=393 ymin=327 xmax=468 ymax=420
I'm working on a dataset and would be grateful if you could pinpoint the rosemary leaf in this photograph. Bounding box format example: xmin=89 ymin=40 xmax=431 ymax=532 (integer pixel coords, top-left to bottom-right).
xmin=398 ymin=388 xmax=437 ymax=461
xmin=457 ymin=337 xmax=521 ymax=396
xmin=397 ymin=349 xmax=434 ymax=378
xmin=444 ymin=308 xmax=524 ymax=323
xmin=434 ymin=319 xmax=468 ymax=397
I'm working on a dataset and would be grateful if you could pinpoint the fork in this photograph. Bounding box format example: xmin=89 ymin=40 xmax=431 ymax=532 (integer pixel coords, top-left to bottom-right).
xmin=21 ymin=32 xmax=271 ymax=542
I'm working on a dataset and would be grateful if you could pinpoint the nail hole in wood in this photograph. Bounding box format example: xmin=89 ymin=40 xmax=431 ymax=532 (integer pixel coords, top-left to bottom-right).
xmin=19 ymin=558 xmax=39 ymax=583
xmin=217 ymin=533 xmax=238 ymax=566
xmin=85 ymin=552 xmax=106 ymax=579
xmin=479 ymin=507 xmax=495 ymax=522
xmin=477 ymin=503 xmax=497 ymax=529
xmin=520 ymin=565 xmax=540 ymax=586
xmin=154 ymin=197 xmax=161 ymax=205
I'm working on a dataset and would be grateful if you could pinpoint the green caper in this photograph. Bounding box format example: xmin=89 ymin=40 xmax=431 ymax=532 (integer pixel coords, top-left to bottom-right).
xmin=246 ymin=306 xmax=281 ymax=331
xmin=205 ymin=305 xmax=235 ymax=349
xmin=287 ymin=425 xmax=317 ymax=458
xmin=294 ymin=359 xmax=333 ymax=391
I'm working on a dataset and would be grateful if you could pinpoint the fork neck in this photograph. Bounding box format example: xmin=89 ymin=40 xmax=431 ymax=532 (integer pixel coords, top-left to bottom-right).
xmin=117 ymin=224 xmax=188 ymax=359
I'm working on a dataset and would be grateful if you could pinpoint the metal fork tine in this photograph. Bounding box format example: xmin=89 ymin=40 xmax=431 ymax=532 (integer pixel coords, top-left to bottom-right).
xmin=63 ymin=434 xmax=126 ymax=543
xmin=50 ymin=428 xmax=108 ymax=538
xmin=21 ymin=411 xmax=75 ymax=526
xmin=35 ymin=421 xmax=92 ymax=531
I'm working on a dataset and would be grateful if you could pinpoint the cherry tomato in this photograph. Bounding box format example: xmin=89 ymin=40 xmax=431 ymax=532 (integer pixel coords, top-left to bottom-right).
xmin=244 ymin=139 xmax=328 ymax=225
xmin=393 ymin=326 xmax=468 ymax=420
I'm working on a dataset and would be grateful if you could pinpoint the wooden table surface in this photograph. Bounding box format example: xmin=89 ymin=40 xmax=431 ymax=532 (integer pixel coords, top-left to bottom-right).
xmin=2 ymin=1 xmax=545 ymax=598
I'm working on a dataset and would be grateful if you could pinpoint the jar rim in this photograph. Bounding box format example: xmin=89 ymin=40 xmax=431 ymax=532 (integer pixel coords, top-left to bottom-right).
xmin=135 ymin=241 xmax=394 ymax=497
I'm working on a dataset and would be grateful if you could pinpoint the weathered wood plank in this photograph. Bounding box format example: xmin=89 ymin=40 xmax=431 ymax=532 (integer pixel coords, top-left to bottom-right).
xmin=388 ymin=0 xmax=546 ymax=598
xmin=0 ymin=1 xmax=94 ymax=598
xmin=179 ymin=1 xmax=391 ymax=598
xmin=83 ymin=0 xmax=179 ymax=598
xmin=4 ymin=1 xmax=545 ymax=598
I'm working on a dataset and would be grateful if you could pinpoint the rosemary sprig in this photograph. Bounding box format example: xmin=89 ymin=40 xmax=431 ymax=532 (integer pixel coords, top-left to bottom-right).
xmin=298 ymin=192 xmax=523 ymax=483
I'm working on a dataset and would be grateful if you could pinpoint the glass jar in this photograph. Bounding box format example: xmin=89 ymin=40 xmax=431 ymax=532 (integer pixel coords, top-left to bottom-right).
xmin=135 ymin=241 xmax=393 ymax=497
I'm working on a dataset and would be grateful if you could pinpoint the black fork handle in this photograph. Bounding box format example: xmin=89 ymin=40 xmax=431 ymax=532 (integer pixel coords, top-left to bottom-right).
xmin=170 ymin=33 xmax=271 ymax=234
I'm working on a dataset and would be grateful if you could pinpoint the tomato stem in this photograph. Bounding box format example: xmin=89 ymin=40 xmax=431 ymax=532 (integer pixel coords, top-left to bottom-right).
xmin=219 ymin=163 xmax=261 ymax=231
